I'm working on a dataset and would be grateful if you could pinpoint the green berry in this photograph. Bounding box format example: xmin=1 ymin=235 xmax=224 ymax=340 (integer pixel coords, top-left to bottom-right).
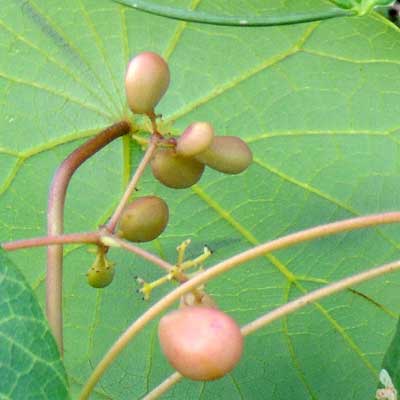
xmin=118 ymin=196 xmax=169 ymax=242
xmin=86 ymin=252 xmax=115 ymax=288
xmin=195 ymin=136 xmax=252 ymax=174
xmin=125 ymin=51 xmax=170 ymax=115
xmin=158 ymin=306 xmax=243 ymax=381
xmin=151 ymin=149 xmax=205 ymax=189
xmin=176 ymin=122 xmax=214 ymax=157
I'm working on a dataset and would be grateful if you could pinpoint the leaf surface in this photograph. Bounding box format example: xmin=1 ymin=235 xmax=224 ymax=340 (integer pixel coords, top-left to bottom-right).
xmin=381 ymin=318 xmax=400 ymax=394
xmin=1 ymin=1 xmax=400 ymax=399
xmin=0 ymin=249 xmax=69 ymax=399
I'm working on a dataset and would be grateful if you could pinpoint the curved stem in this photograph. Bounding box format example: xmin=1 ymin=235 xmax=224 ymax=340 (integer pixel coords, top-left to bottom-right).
xmin=114 ymin=0 xmax=355 ymax=26
xmin=2 ymin=232 xmax=100 ymax=251
xmin=144 ymin=258 xmax=400 ymax=399
xmin=106 ymin=134 xmax=159 ymax=233
xmin=47 ymin=120 xmax=131 ymax=354
xmin=79 ymin=211 xmax=400 ymax=399
xmin=241 ymin=258 xmax=400 ymax=336
xmin=141 ymin=372 xmax=182 ymax=400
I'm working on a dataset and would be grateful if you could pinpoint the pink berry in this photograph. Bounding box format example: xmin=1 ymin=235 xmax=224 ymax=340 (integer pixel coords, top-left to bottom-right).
xmin=158 ymin=306 xmax=243 ymax=381
xmin=195 ymin=136 xmax=252 ymax=174
xmin=125 ymin=51 xmax=170 ymax=115
xmin=176 ymin=122 xmax=214 ymax=157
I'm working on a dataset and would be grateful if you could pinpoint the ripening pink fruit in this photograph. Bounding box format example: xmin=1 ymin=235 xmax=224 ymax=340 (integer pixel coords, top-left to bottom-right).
xmin=125 ymin=51 xmax=170 ymax=115
xmin=195 ymin=135 xmax=252 ymax=174
xmin=176 ymin=122 xmax=214 ymax=157
xmin=158 ymin=306 xmax=243 ymax=381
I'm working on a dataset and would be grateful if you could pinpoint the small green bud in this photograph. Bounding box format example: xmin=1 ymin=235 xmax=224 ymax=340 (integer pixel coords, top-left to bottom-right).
xmin=86 ymin=251 xmax=115 ymax=288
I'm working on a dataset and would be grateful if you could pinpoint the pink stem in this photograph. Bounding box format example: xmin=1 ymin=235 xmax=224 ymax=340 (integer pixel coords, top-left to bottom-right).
xmin=101 ymin=234 xmax=172 ymax=272
xmin=2 ymin=232 xmax=100 ymax=251
xmin=105 ymin=134 xmax=159 ymax=233
xmin=47 ymin=120 xmax=131 ymax=354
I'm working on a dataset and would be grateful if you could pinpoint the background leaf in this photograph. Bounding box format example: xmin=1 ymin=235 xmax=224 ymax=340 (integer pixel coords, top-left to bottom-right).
xmin=1 ymin=0 xmax=400 ymax=399
xmin=381 ymin=318 xmax=400 ymax=392
xmin=0 ymin=249 xmax=69 ymax=399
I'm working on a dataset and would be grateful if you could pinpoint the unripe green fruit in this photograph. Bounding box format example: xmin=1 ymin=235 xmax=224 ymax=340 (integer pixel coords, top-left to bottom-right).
xmin=86 ymin=253 xmax=114 ymax=288
xmin=118 ymin=196 xmax=169 ymax=242
xmin=176 ymin=122 xmax=214 ymax=157
xmin=151 ymin=149 xmax=205 ymax=189
xmin=195 ymin=136 xmax=252 ymax=174
xmin=158 ymin=306 xmax=243 ymax=381
xmin=125 ymin=51 xmax=170 ymax=115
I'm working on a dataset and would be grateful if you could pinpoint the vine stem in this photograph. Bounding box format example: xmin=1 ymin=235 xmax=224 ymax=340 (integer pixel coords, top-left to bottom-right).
xmin=142 ymin=372 xmax=182 ymax=400
xmin=2 ymin=232 xmax=100 ymax=251
xmin=100 ymin=234 xmax=172 ymax=272
xmin=105 ymin=133 xmax=160 ymax=233
xmin=241 ymin=257 xmax=400 ymax=335
xmin=47 ymin=120 xmax=131 ymax=354
xmin=145 ymin=257 xmax=400 ymax=399
xmin=113 ymin=0 xmax=355 ymax=26
xmin=79 ymin=211 xmax=400 ymax=399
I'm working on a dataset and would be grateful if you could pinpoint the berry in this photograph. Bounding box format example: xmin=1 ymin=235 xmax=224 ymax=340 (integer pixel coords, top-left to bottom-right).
xmin=151 ymin=149 xmax=205 ymax=189
xmin=86 ymin=252 xmax=114 ymax=288
xmin=158 ymin=306 xmax=243 ymax=381
xmin=195 ymin=136 xmax=252 ymax=174
xmin=176 ymin=122 xmax=214 ymax=157
xmin=118 ymin=196 xmax=169 ymax=242
xmin=125 ymin=51 xmax=170 ymax=115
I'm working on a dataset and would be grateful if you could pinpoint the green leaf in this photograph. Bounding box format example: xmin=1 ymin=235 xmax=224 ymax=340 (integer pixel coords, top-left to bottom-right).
xmin=1 ymin=1 xmax=400 ymax=399
xmin=381 ymin=318 xmax=400 ymax=391
xmin=0 ymin=249 xmax=69 ymax=399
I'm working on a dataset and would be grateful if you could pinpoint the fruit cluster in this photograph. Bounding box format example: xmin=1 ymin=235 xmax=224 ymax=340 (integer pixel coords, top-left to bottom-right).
xmin=120 ymin=51 xmax=253 ymax=241
xmin=89 ymin=51 xmax=248 ymax=382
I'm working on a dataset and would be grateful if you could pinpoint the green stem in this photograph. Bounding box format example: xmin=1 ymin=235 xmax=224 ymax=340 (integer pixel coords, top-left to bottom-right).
xmin=79 ymin=211 xmax=400 ymax=399
xmin=114 ymin=0 xmax=355 ymax=26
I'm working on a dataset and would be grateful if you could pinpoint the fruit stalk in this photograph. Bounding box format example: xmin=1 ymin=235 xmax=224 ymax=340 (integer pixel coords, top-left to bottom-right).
xmin=47 ymin=120 xmax=131 ymax=354
xmin=105 ymin=133 xmax=160 ymax=233
xmin=141 ymin=372 xmax=182 ymax=400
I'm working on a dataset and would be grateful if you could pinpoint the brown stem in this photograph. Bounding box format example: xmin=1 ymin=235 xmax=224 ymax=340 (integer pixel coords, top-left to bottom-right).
xmin=146 ymin=110 xmax=159 ymax=134
xmin=2 ymin=232 xmax=100 ymax=251
xmin=79 ymin=211 xmax=400 ymax=399
xmin=105 ymin=134 xmax=159 ymax=233
xmin=47 ymin=120 xmax=131 ymax=354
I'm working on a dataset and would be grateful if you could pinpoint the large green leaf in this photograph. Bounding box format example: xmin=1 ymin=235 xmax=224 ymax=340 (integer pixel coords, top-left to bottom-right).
xmin=0 ymin=249 xmax=69 ymax=399
xmin=1 ymin=1 xmax=400 ymax=399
